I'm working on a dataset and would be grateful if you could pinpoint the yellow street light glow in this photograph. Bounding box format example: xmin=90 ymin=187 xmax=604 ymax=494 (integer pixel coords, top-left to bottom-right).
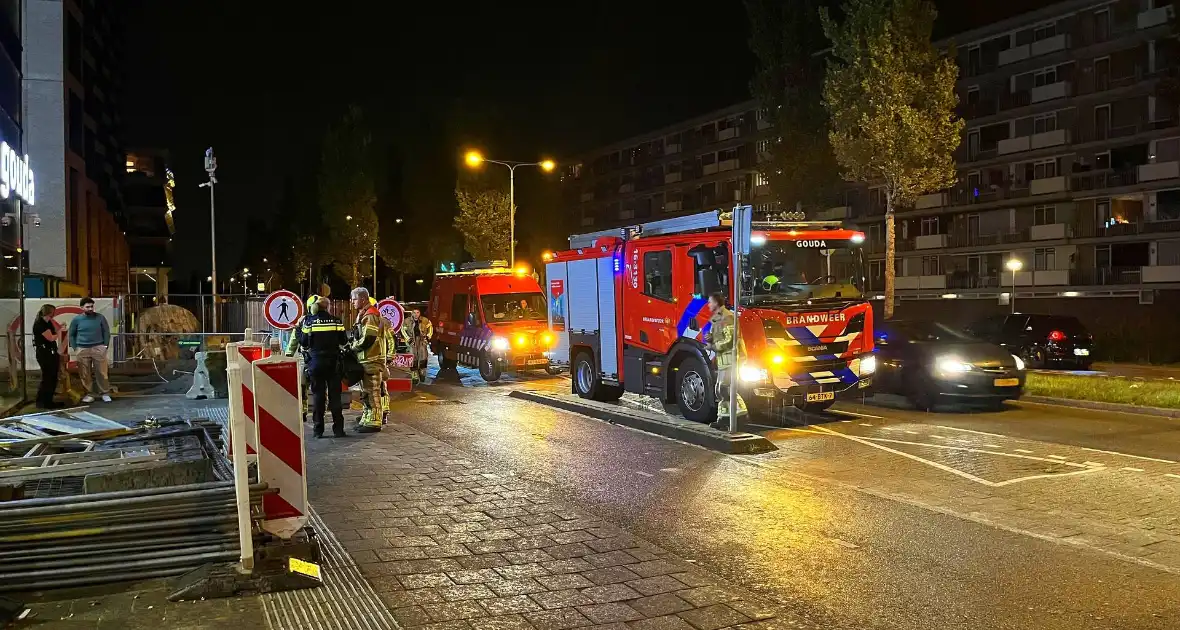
xmin=465 ymin=151 xmax=484 ymax=167
xmin=514 ymin=265 xmax=529 ymax=276
xmin=1006 ymin=258 xmax=1023 ymax=272
xmin=345 ymin=214 xmax=352 ymax=221
xmin=541 ymin=250 xmax=554 ymax=262
xmin=540 ymin=159 xmax=556 ymax=172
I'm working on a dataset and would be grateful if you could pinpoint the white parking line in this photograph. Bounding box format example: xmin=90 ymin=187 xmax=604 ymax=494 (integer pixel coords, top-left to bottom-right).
xmin=933 ymin=425 xmax=1009 ymax=439
xmin=1015 ymin=449 xmax=1034 ymax=454
xmin=859 ymin=423 xmax=873 ymax=427
xmin=1166 ymin=474 xmax=1180 ymax=480
xmin=1080 ymin=446 xmax=1177 ymax=465
xmin=1120 ymin=467 xmax=1145 ymax=472
xmin=1047 ymin=455 xmax=1067 ymax=460
xmin=635 ymin=471 xmax=654 ymax=477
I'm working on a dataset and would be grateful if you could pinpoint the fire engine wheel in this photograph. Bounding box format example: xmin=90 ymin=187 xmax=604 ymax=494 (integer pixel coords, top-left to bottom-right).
xmin=573 ymin=352 xmax=600 ymax=400
xmin=479 ymin=355 xmax=502 ymax=382
xmin=674 ymin=356 xmax=716 ymax=423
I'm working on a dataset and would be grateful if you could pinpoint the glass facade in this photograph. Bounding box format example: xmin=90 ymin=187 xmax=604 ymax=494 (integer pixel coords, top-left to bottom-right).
xmin=0 ymin=0 xmax=21 ymax=299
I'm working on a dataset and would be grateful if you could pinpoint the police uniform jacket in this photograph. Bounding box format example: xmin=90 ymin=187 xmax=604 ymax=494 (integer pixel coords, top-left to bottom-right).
xmin=297 ymin=312 xmax=348 ymax=360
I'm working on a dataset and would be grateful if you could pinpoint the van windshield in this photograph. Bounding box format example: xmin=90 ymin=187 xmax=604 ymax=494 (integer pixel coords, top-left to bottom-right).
xmin=481 ymin=292 xmax=546 ymax=322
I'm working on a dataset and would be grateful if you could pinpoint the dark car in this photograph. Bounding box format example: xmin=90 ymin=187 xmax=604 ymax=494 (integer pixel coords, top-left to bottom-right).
xmin=965 ymin=313 xmax=1094 ymax=370
xmin=872 ymin=320 xmax=1026 ymax=411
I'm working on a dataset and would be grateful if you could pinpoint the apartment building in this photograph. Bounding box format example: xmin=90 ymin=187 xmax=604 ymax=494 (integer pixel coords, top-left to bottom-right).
xmin=24 ymin=0 xmax=129 ymax=298
xmin=560 ymin=101 xmax=780 ymax=229
xmin=846 ymin=0 xmax=1180 ymax=308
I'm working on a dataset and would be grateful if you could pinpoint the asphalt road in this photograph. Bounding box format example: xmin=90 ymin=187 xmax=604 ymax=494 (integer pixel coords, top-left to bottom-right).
xmin=390 ymin=364 xmax=1180 ymax=629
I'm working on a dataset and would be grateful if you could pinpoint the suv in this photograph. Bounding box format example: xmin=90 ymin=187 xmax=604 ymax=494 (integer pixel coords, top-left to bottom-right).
xmin=966 ymin=313 xmax=1094 ymax=370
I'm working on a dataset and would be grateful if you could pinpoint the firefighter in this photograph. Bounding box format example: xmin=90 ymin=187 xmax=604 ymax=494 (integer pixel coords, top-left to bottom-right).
xmin=401 ymin=307 xmax=433 ymax=383
xmin=707 ymin=291 xmax=746 ymax=428
xmin=348 ymin=287 xmax=386 ymax=433
xmin=291 ymin=295 xmax=348 ymax=438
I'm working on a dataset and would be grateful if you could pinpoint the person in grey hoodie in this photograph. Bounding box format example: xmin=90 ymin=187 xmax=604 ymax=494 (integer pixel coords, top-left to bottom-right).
xmin=68 ymin=297 xmax=112 ymax=403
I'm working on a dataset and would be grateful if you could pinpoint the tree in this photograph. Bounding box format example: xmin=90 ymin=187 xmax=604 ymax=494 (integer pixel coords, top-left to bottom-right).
xmin=453 ymin=185 xmax=511 ymax=262
xmin=319 ymin=105 xmax=379 ymax=287
xmin=746 ymin=0 xmax=841 ymax=213
xmin=821 ymin=0 xmax=963 ymax=318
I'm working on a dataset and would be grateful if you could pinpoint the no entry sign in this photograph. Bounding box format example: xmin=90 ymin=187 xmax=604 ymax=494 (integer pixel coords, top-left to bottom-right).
xmin=264 ymin=290 xmax=303 ymax=330
xmin=376 ymin=298 xmax=404 ymax=331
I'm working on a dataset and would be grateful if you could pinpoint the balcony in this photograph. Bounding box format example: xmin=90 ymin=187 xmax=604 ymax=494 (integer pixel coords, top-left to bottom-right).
xmin=718 ymin=128 xmax=739 ymax=141
xmin=1031 ymin=34 xmax=1069 ymax=57
xmin=1030 ymin=81 xmax=1070 ymax=103
xmin=1014 ymin=269 xmax=1070 ymax=286
xmin=718 ymin=159 xmax=738 ymax=172
xmin=948 ymin=230 xmax=1029 ymax=248
xmin=1138 ymin=161 xmax=1180 ymax=182
xmin=814 ymin=205 xmax=850 ymax=221
xmin=619 ymin=183 xmax=634 ymax=194
xmin=580 ymin=192 xmax=594 ymax=202
xmin=1070 ymin=168 xmax=1139 ymax=193
xmin=915 ymin=192 xmax=947 ymax=209
xmin=997 ymin=136 xmax=1031 ymax=155
xmin=703 ymin=163 xmax=718 ymax=175
xmin=1143 ymin=265 xmax=1180 ymax=282
xmin=1029 ymin=223 xmax=1068 ymax=240
xmin=1073 ymin=266 xmax=1144 ymax=286
xmin=1138 ymin=4 xmax=1174 ymax=29
xmin=1030 ymin=175 xmax=1067 ymax=195
xmin=665 ymin=143 xmax=681 ymax=156
xmin=997 ymin=45 xmax=1030 ymax=66
xmin=1030 ymin=128 xmax=1069 ymax=150
xmin=895 ymin=275 xmax=948 ymax=290
xmin=755 ymin=184 xmax=770 ymax=196
xmin=664 ymin=200 xmax=682 ymax=213
xmin=758 ymin=118 xmax=772 ymax=130
xmin=664 ymin=172 xmax=682 ymax=184
xmin=914 ymin=234 xmax=949 ymax=249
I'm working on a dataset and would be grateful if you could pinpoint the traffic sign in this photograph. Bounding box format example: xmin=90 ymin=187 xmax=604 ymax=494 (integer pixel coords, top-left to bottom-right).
xmin=376 ymin=298 xmax=404 ymax=331
xmin=264 ymin=290 xmax=303 ymax=330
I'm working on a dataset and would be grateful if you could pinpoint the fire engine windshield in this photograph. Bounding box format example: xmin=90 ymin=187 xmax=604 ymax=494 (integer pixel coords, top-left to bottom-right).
xmin=742 ymin=238 xmax=864 ymax=304
xmin=481 ymin=292 xmax=546 ymax=322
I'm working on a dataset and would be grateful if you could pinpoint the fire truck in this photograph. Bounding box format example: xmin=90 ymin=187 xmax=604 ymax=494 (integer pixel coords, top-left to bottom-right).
xmin=429 ymin=261 xmax=552 ymax=382
xmin=544 ymin=210 xmax=875 ymax=421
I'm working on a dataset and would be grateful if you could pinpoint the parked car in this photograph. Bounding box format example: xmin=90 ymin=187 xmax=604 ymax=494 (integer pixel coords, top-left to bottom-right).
xmin=872 ymin=320 xmax=1026 ymax=411
xmin=965 ymin=313 xmax=1094 ymax=370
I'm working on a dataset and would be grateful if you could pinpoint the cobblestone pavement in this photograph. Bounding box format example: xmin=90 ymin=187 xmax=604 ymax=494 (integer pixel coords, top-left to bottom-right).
xmin=306 ymin=423 xmax=819 ymax=630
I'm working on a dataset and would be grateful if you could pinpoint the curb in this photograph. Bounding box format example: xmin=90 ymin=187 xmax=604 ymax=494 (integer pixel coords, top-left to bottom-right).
xmin=509 ymin=389 xmax=777 ymax=454
xmin=1018 ymin=395 xmax=1180 ymax=419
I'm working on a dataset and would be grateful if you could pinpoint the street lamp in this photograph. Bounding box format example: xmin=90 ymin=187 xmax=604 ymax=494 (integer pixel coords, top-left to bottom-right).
xmin=463 ymin=150 xmax=557 ymax=267
xmin=1006 ymin=258 xmax=1023 ymax=313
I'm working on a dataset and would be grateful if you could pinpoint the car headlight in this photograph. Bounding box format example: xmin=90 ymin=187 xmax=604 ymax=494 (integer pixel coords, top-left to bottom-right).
xmin=935 ymin=356 xmax=972 ymax=374
xmin=738 ymin=364 xmax=769 ymax=383
xmin=859 ymin=355 xmax=876 ymax=375
xmin=1012 ymin=354 xmax=1025 ymax=371
xmin=491 ymin=336 xmax=510 ymax=351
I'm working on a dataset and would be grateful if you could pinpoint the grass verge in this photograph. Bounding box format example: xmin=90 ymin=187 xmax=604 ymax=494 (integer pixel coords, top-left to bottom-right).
xmin=1025 ymin=373 xmax=1180 ymax=409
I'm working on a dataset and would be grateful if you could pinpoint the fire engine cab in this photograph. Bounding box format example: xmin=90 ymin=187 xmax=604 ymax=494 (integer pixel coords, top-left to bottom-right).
xmin=545 ymin=210 xmax=875 ymax=422
xmin=429 ymin=261 xmax=552 ymax=382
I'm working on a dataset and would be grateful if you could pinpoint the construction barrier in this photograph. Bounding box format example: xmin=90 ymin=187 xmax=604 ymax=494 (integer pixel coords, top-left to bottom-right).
xmin=225 ymin=340 xmax=271 ymax=459
xmin=253 ymin=355 xmax=308 ymax=539
xmin=225 ymin=357 xmax=256 ymax=571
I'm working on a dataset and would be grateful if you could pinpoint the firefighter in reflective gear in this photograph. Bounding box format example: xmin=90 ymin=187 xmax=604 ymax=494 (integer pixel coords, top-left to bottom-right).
xmin=293 ymin=295 xmax=348 ymax=438
xmin=401 ymin=307 xmax=433 ymax=383
xmin=707 ymin=291 xmax=746 ymax=427
xmin=348 ymin=288 xmax=386 ymax=432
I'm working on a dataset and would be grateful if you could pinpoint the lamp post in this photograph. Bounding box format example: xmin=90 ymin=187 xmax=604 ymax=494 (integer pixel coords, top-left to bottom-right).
xmin=463 ymin=151 xmax=556 ymax=268
xmin=1006 ymin=258 xmax=1023 ymax=313
xmin=199 ymin=148 xmax=219 ymax=331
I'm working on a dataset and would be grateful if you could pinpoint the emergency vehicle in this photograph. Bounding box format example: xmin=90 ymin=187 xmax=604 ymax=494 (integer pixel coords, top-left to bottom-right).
xmin=428 ymin=261 xmax=553 ymax=382
xmin=545 ymin=210 xmax=875 ymax=421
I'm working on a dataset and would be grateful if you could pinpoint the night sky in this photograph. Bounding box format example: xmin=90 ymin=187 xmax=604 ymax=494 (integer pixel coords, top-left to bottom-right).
xmin=120 ymin=0 xmax=1054 ymax=286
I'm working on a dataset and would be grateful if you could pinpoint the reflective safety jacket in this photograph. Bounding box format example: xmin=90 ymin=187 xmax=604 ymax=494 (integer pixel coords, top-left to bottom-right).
xmin=400 ymin=315 xmax=433 ymax=344
xmin=297 ymin=312 xmax=348 ymax=357
xmin=709 ymin=306 xmax=744 ymax=370
xmin=352 ymin=305 xmax=387 ymax=364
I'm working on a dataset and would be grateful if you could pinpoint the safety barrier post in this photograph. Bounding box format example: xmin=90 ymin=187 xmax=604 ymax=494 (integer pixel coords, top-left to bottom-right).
xmin=226 ymin=340 xmax=271 ymax=462
xmin=252 ymin=355 xmax=308 ymax=539
xmin=226 ymin=356 xmax=255 ymax=572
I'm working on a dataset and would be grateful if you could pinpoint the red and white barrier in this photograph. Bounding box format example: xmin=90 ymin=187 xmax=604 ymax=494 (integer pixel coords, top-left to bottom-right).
xmin=226 ymin=342 xmax=271 ymax=459
xmin=252 ymin=355 xmax=308 ymax=539
xmin=225 ymin=358 xmax=255 ymax=571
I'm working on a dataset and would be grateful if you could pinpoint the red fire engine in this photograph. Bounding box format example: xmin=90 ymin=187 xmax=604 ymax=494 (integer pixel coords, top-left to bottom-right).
xmin=545 ymin=210 xmax=875 ymax=421
xmin=429 ymin=261 xmax=553 ymax=382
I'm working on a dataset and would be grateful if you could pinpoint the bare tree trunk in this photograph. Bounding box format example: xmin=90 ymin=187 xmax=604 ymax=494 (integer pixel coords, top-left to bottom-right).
xmin=399 ymin=272 xmax=405 ymax=301
xmin=884 ymin=191 xmax=896 ymax=320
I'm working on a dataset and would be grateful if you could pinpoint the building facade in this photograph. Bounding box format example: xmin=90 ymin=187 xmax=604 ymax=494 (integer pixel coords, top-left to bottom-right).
xmin=122 ymin=147 xmax=174 ymax=296
xmin=560 ymin=101 xmax=779 ymax=231
xmin=23 ymin=0 xmax=129 ymax=299
xmin=0 ymin=0 xmax=25 ymax=298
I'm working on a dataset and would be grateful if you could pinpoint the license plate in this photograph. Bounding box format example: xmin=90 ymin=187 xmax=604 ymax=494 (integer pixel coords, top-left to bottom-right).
xmin=1073 ymin=348 xmax=1090 ymax=356
xmin=806 ymin=391 xmax=835 ymax=403
xmin=994 ymin=378 xmax=1020 ymax=387
xmin=527 ymin=358 xmax=549 ymax=366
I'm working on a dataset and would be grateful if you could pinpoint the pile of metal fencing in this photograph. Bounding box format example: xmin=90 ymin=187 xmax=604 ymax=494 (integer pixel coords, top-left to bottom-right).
xmin=0 ymin=480 xmax=272 ymax=591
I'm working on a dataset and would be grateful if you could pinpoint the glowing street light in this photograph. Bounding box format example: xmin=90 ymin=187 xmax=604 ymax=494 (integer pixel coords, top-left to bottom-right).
xmin=462 ymin=150 xmax=557 ymax=267
xmin=1006 ymin=258 xmax=1023 ymax=313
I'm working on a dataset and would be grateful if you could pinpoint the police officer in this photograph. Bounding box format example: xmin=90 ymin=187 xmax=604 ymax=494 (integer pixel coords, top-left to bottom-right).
xmin=294 ymin=295 xmax=349 ymax=438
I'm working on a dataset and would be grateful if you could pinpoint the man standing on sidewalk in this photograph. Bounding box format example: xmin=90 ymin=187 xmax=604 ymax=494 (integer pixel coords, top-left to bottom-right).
xmin=349 ymin=288 xmax=386 ymax=433
xmin=68 ymin=297 xmax=112 ymax=403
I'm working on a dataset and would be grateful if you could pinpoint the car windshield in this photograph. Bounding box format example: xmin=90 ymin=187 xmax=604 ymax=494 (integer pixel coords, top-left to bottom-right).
xmin=742 ymin=238 xmax=864 ymax=304
xmin=890 ymin=321 xmax=973 ymax=342
xmin=481 ymin=292 xmax=546 ymax=322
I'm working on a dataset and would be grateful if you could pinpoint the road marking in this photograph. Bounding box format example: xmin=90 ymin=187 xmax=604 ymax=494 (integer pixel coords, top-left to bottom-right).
xmin=830 ymin=409 xmax=886 ymax=420
xmin=635 ymin=471 xmax=654 ymax=477
xmin=859 ymin=423 xmax=873 ymax=427
xmin=982 ymin=444 xmax=1001 ymax=449
xmin=805 ymin=426 xmax=999 ymax=487
xmin=904 ymin=430 xmax=919 ymax=435
xmin=933 ymin=425 xmax=1010 ymax=439
xmin=1166 ymin=474 xmax=1180 ymax=480
xmin=1015 ymin=449 xmax=1034 ymax=454
xmin=1080 ymin=447 xmax=1177 ymax=465
xmin=659 ymin=467 xmax=681 ymax=473
xmin=1047 ymin=455 xmax=1067 ymax=460
xmin=1120 ymin=467 xmax=1145 ymax=472
xmin=830 ymin=537 xmax=860 ymax=549
xmin=993 ymin=467 xmax=1102 ymax=486
xmin=1084 ymin=462 xmax=1105 ymax=468
xmin=852 ymin=435 xmax=1089 ymax=467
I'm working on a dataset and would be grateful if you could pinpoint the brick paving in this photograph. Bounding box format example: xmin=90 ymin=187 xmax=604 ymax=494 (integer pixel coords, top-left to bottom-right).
xmin=306 ymin=424 xmax=805 ymax=630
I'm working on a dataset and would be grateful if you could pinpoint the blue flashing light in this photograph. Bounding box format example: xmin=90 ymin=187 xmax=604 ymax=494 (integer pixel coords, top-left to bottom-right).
xmin=613 ymin=256 xmax=622 ymax=273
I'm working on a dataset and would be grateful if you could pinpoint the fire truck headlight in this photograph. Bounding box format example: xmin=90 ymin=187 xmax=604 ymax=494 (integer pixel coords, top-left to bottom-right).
xmin=491 ymin=336 xmax=510 ymax=351
xmin=540 ymin=331 xmax=554 ymax=347
xmin=739 ymin=364 xmax=768 ymax=383
xmin=514 ymin=334 xmax=529 ymax=347
xmin=859 ymin=355 xmax=876 ymax=375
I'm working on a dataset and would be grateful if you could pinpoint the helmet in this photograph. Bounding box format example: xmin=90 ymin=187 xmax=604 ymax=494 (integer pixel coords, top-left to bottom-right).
xmin=306 ymin=295 xmax=322 ymax=308
xmin=369 ymin=297 xmax=377 ymax=306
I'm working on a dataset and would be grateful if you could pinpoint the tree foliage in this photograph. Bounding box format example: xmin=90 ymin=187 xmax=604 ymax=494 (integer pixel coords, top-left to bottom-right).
xmin=319 ymin=105 xmax=379 ymax=287
xmin=821 ymin=0 xmax=963 ymax=317
xmin=746 ymin=0 xmax=841 ymax=213
xmin=453 ymin=185 xmax=511 ymax=262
